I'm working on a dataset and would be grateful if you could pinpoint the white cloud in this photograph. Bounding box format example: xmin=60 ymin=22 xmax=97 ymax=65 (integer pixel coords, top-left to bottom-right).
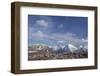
xmin=58 ymin=24 xmax=63 ymax=28
xmin=51 ymin=33 xmax=79 ymax=44
xmin=82 ymin=38 xmax=88 ymax=42
xmin=31 ymin=30 xmax=87 ymax=47
xmin=36 ymin=19 xmax=48 ymax=27
xmin=65 ymin=32 xmax=76 ymax=37
xmin=32 ymin=30 xmax=45 ymax=38
xmin=48 ymin=33 xmax=87 ymax=46
xmin=57 ymin=40 xmax=64 ymax=44
xmin=37 ymin=31 xmax=44 ymax=38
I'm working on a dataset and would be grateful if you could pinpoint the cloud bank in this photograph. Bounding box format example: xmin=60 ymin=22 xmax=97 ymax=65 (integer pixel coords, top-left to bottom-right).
xmin=31 ymin=30 xmax=87 ymax=47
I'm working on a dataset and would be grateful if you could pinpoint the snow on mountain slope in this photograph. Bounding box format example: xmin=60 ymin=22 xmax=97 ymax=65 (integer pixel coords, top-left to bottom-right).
xmin=68 ymin=44 xmax=78 ymax=53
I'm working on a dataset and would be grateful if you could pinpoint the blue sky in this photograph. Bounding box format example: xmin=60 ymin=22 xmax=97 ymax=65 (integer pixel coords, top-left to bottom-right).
xmin=28 ymin=15 xmax=88 ymax=47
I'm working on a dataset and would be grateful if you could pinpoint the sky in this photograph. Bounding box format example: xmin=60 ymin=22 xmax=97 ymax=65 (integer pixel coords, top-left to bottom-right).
xmin=28 ymin=15 xmax=88 ymax=47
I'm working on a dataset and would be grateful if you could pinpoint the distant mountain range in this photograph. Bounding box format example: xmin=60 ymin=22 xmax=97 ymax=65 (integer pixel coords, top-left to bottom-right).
xmin=29 ymin=43 xmax=87 ymax=54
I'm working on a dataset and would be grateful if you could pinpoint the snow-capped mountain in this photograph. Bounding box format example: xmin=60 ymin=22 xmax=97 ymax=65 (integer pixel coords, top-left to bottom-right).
xmin=31 ymin=44 xmax=49 ymax=51
xmin=52 ymin=44 xmax=78 ymax=53
xmin=68 ymin=44 xmax=78 ymax=53
xmin=63 ymin=45 xmax=70 ymax=52
xmin=29 ymin=43 xmax=87 ymax=53
xmin=79 ymin=45 xmax=88 ymax=52
xmin=52 ymin=45 xmax=60 ymax=51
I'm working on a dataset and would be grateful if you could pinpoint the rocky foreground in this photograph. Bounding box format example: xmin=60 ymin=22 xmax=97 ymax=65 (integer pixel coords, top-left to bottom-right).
xmin=28 ymin=44 xmax=88 ymax=60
